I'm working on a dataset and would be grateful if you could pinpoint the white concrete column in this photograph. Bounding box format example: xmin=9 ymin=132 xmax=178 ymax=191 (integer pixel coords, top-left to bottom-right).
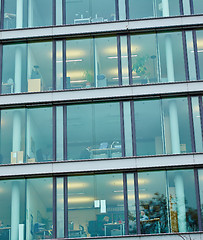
xmin=162 ymin=0 xmax=169 ymax=17
xmin=16 ymin=0 xmax=23 ymax=28
xmin=174 ymin=174 xmax=187 ymax=232
xmin=165 ymin=36 xmax=175 ymax=83
xmin=12 ymin=111 xmax=21 ymax=152
xmin=11 ymin=182 xmax=20 ymax=240
xmin=14 ymin=47 xmax=22 ymax=93
xmin=169 ymin=101 xmax=181 ymax=154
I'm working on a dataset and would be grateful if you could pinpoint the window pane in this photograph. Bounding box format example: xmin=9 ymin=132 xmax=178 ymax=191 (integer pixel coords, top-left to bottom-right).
xmin=162 ymin=98 xmax=192 ymax=154
xmin=168 ymin=170 xmax=198 ymax=232
xmin=66 ymin=0 xmax=116 ymax=25
xmin=26 ymin=178 xmax=53 ymax=239
xmin=67 ymin=102 xmax=121 ymax=160
xmin=138 ymin=171 xmax=169 ymax=234
xmin=196 ymin=30 xmax=203 ymax=80
xmin=0 ymin=179 xmax=25 ymax=239
xmin=56 ymin=41 xmax=63 ymax=90
xmin=129 ymin=0 xmax=180 ymax=19
xmin=134 ymin=99 xmax=163 ymax=156
xmin=198 ymin=169 xmax=203 ymax=229
xmin=2 ymin=43 xmax=27 ymax=94
xmin=57 ymin=178 xmax=64 ymax=238
xmin=0 ymin=108 xmax=25 ymax=164
xmin=26 ymin=107 xmax=53 ymax=163
xmin=67 ymin=173 xmax=124 ymax=237
xmin=56 ymin=106 xmax=64 ymax=161
xmin=193 ymin=0 xmax=203 ymax=14
xmin=27 ymin=41 xmax=53 ymax=92
xmin=28 ymin=0 xmax=52 ymax=27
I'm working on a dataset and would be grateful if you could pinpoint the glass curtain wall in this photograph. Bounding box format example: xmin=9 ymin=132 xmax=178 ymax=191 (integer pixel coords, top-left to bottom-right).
xmin=66 ymin=102 xmax=122 ymax=160
xmin=130 ymin=32 xmax=186 ymax=85
xmin=193 ymin=0 xmax=203 ymax=14
xmin=196 ymin=30 xmax=203 ymax=80
xmin=3 ymin=0 xmax=52 ymax=29
xmin=67 ymin=174 xmax=124 ymax=238
xmin=2 ymin=41 xmax=53 ymax=94
xmin=129 ymin=0 xmax=180 ymax=19
xmin=134 ymin=97 xmax=192 ymax=156
xmin=66 ymin=0 xmax=116 ymax=25
xmin=65 ymin=36 xmax=118 ymax=89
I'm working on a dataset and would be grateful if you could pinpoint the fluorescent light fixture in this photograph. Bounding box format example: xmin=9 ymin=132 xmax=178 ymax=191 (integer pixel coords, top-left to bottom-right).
xmin=56 ymin=59 xmax=83 ymax=63
xmin=94 ymin=200 xmax=100 ymax=208
xmin=190 ymin=50 xmax=203 ymax=53
xmin=100 ymin=200 xmax=106 ymax=213
xmin=70 ymin=80 xmax=87 ymax=83
xmin=108 ymin=54 xmax=137 ymax=59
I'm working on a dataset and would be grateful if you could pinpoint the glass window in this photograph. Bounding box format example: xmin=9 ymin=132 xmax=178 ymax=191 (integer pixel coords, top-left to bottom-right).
xmin=193 ymin=0 xmax=203 ymax=14
xmin=129 ymin=0 xmax=180 ymax=19
xmin=0 ymin=179 xmax=25 ymax=239
xmin=67 ymin=102 xmax=121 ymax=160
xmin=168 ymin=170 xmax=198 ymax=232
xmin=2 ymin=41 xmax=53 ymax=94
xmin=66 ymin=37 xmax=118 ymax=89
xmin=66 ymin=0 xmax=116 ymax=25
xmin=131 ymin=32 xmax=186 ymax=85
xmin=0 ymin=108 xmax=26 ymax=164
xmin=198 ymin=169 xmax=203 ymax=228
xmin=27 ymin=41 xmax=53 ymax=92
xmin=26 ymin=107 xmax=53 ymax=163
xmin=2 ymin=43 xmax=27 ymax=94
xmin=28 ymin=0 xmax=52 ymax=27
xmin=196 ymin=30 xmax=203 ymax=80
xmin=4 ymin=0 xmax=27 ymax=29
xmin=138 ymin=171 xmax=169 ymax=234
xmin=134 ymin=99 xmax=164 ymax=156
xmin=67 ymin=174 xmax=124 ymax=238
xmin=26 ymin=178 xmax=53 ymax=239
xmin=57 ymin=178 xmax=64 ymax=238
xmin=162 ymin=97 xmax=192 ymax=154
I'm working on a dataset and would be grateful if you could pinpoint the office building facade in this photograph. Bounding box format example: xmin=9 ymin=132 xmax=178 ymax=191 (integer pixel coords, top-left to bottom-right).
xmin=0 ymin=0 xmax=203 ymax=240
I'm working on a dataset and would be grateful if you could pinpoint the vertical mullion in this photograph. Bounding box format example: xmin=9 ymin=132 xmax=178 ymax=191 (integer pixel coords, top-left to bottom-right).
xmin=194 ymin=168 xmax=202 ymax=231
xmin=192 ymin=30 xmax=200 ymax=80
xmin=63 ymin=105 xmax=67 ymax=160
xmin=123 ymin=173 xmax=129 ymax=235
xmin=64 ymin=176 xmax=68 ymax=238
xmin=198 ymin=97 xmax=203 ymax=146
xmin=182 ymin=31 xmax=190 ymax=81
xmin=188 ymin=96 xmax=196 ymax=152
xmin=117 ymin=35 xmax=122 ymax=86
xmin=62 ymin=0 xmax=66 ymax=24
xmin=53 ymin=0 xmax=56 ymax=25
xmin=189 ymin=0 xmax=194 ymax=14
xmin=134 ymin=172 xmax=141 ymax=234
xmin=179 ymin=0 xmax=184 ymax=15
xmin=0 ymin=44 xmax=2 ymax=94
xmin=1 ymin=0 xmax=4 ymax=29
xmin=120 ymin=102 xmax=125 ymax=157
xmin=24 ymin=108 xmax=27 ymax=163
xmin=130 ymin=101 xmax=136 ymax=156
xmin=53 ymin=41 xmax=56 ymax=90
xmin=115 ymin=0 xmax=119 ymax=20
xmin=125 ymin=0 xmax=129 ymax=19
xmin=53 ymin=177 xmax=57 ymax=238
xmin=53 ymin=106 xmax=56 ymax=161
xmin=63 ymin=40 xmax=66 ymax=89
xmin=127 ymin=34 xmax=133 ymax=85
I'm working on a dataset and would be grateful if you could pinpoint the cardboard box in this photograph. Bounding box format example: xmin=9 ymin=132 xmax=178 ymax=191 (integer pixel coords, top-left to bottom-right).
xmin=11 ymin=151 xmax=24 ymax=164
xmin=28 ymin=78 xmax=41 ymax=92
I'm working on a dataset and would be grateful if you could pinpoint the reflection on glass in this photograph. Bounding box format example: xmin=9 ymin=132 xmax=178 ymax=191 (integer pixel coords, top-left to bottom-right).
xmin=162 ymin=98 xmax=192 ymax=154
xmin=0 ymin=108 xmax=25 ymax=164
xmin=56 ymin=106 xmax=64 ymax=161
xmin=27 ymin=41 xmax=53 ymax=92
xmin=134 ymin=99 xmax=163 ymax=156
xmin=0 ymin=179 xmax=25 ymax=239
xmin=66 ymin=0 xmax=116 ymax=25
xmin=2 ymin=43 xmax=27 ymax=94
xmin=57 ymin=178 xmax=64 ymax=238
xmin=168 ymin=170 xmax=198 ymax=232
xmin=26 ymin=178 xmax=53 ymax=239
xmin=67 ymin=174 xmax=124 ymax=238
xmin=129 ymin=0 xmax=180 ymax=19
xmin=198 ymin=169 xmax=203 ymax=228
xmin=56 ymin=41 xmax=63 ymax=90
xmin=67 ymin=102 xmax=121 ymax=160
xmin=66 ymin=37 xmax=118 ymax=89
xmin=138 ymin=171 xmax=168 ymax=234
xmin=197 ymin=31 xmax=203 ymax=80
xmin=127 ymin=174 xmax=136 ymax=234
xmin=193 ymin=0 xmax=203 ymax=15
xmin=131 ymin=32 xmax=186 ymax=85
xmin=26 ymin=107 xmax=53 ymax=163
xmin=121 ymin=36 xmax=129 ymax=85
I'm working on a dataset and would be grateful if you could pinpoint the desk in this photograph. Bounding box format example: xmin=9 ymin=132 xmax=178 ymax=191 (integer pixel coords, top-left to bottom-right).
xmin=0 ymin=227 xmax=11 ymax=240
xmin=90 ymin=148 xmax=121 ymax=159
xmin=141 ymin=218 xmax=160 ymax=233
xmin=104 ymin=223 xmax=124 ymax=236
